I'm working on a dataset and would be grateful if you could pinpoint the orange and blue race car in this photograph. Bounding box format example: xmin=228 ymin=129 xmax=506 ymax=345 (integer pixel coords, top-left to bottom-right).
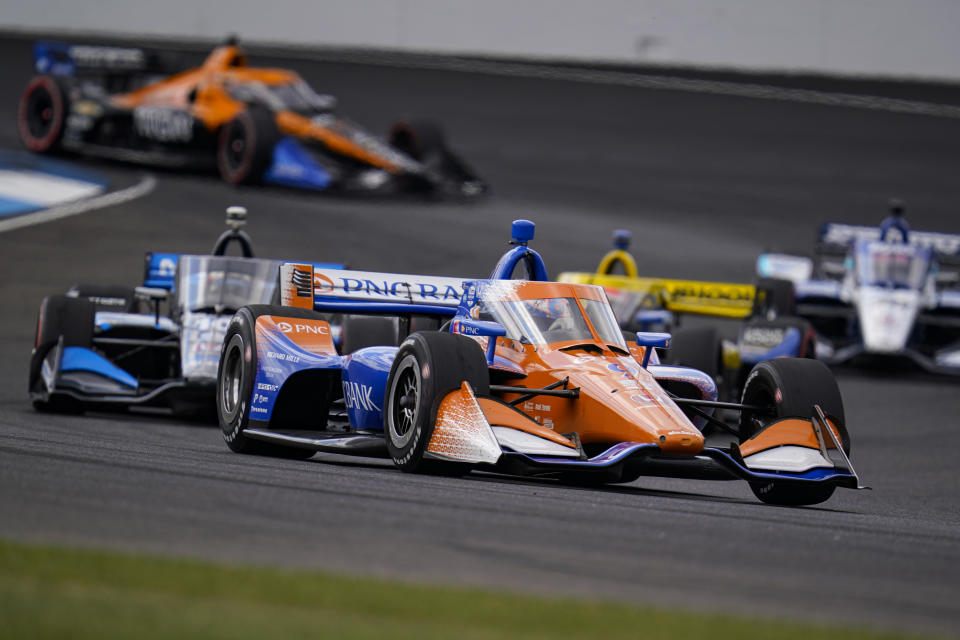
xmin=18 ymin=39 xmax=485 ymax=197
xmin=216 ymin=221 xmax=863 ymax=506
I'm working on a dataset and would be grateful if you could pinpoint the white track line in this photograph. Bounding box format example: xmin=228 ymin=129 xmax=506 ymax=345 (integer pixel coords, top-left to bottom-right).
xmin=258 ymin=47 xmax=960 ymax=120
xmin=0 ymin=174 xmax=156 ymax=234
xmin=0 ymin=169 xmax=103 ymax=206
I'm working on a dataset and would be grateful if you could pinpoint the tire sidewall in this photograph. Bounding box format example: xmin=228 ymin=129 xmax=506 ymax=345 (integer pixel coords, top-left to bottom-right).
xmin=18 ymin=76 xmax=68 ymax=153
xmin=384 ymin=337 xmax=434 ymax=470
xmin=218 ymin=112 xmax=256 ymax=184
xmin=217 ymin=309 xmax=256 ymax=449
xmin=383 ymin=332 xmax=488 ymax=471
xmin=740 ymin=358 xmax=845 ymax=442
xmin=217 ymin=109 xmax=277 ymax=184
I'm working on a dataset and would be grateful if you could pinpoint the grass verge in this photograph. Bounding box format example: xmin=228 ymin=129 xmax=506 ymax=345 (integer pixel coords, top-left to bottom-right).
xmin=0 ymin=538 xmax=930 ymax=640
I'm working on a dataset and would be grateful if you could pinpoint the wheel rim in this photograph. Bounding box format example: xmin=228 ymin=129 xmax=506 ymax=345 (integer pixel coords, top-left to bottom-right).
xmin=220 ymin=334 xmax=245 ymax=423
xmin=27 ymin=88 xmax=55 ymax=139
xmin=388 ymin=354 xmax=421 ymax=448
xmin=740 ymin=383 xmax=774 ymax=442
xmin=224 ymin=121 xmax=248 ymax=171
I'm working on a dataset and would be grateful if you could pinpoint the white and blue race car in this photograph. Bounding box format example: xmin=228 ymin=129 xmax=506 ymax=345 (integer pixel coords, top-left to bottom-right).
xmin=757 ymin=222 xmax=960 ymax=374
xmin=28 ymin=207 xmax=343 ymax=416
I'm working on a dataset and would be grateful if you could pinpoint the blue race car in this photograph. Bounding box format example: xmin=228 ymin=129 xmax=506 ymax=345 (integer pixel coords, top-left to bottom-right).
xmin=29 ymin=206 xmax=343 ymax=416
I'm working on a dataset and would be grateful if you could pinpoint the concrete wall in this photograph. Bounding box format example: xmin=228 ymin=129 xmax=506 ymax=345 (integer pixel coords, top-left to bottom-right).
xmin=4 ymin=0 xmax=959 ymax=81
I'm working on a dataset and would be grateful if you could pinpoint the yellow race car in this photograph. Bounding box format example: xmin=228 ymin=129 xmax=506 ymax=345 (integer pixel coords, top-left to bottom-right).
xmin=558 ymin=230 xmax=815 ymax=405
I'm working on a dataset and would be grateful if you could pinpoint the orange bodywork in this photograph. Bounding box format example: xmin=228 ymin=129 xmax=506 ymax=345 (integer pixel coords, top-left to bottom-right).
xmin=739 ymin=417 xmax=844 ymax=457
xmin=473 ymin=281 xmax=705 ymax=454
xmin=109 ymin=45 xmax=403 ymax=170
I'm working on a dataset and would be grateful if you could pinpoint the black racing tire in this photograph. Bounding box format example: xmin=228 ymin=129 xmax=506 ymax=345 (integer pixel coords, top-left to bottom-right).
xmin=388 ymin=119 xmax=446 ymax=161
xmin=66 ymin=284 xmax=139 ymax=313
xmin=384 ymin=332 xmax=489 ymax=474
xmin=752 ymin=277 xmax=796 ymax=318
xmin=340 ymin=315 xmax=397 ymax=355
xmin=217 ymin=108 xmax=278 ymax=185
xmin=738 ymin=358 xmax=849 ymax=506
xmin=666 ymin=326 xmax=722 ymax=380
xmin=29 ymin=295 xmax=95 ymax=413
xmin=18 ymin=75 xmax=71 ymax=153
xmin=734 ymin=316 xmax=817 ymax=399
xmin=217 ymin=304 xmax=320 ymax=459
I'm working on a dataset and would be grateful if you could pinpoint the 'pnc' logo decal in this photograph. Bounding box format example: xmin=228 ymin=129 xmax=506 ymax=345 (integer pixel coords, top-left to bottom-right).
xmin=276 ymin=321 xmax=330 ymax=335
xmin=314 ymin=273 xmax=335 ymax=294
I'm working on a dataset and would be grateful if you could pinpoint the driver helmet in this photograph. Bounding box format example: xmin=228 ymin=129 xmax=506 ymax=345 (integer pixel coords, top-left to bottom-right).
xmin=880 ymin=198 xmax=909 ymax=243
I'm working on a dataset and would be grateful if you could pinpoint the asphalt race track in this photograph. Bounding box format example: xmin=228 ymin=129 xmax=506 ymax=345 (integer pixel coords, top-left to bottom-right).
xmin=1 ymin=34 xmax=959 ymax=636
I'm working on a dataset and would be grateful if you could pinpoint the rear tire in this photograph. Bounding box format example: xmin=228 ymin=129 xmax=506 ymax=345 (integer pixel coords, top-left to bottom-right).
xmin=388 ymin=119 xmax=446 ymax=161
xmin=666 ymin=326 xmax=722 ymax=380
xmin=217 ymin=108 xmax=278 ymax=184
xmin=752 ymin=277 xmax=796 ymax=318
xmin=18 ymin=75 xmax=70 ymax=153
xmin=217 ymin=305 xmax=319 ymax=459
xmin=384 ymin=332 xmax=488 ymax=474
xmin=738 ymin=358 xmax=848 ymax=506
xmin=340 ymin=315 xmax=397 ymax=355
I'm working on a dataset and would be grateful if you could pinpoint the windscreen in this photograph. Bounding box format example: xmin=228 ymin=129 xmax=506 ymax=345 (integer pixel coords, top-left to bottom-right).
xmin=580 ymin=297 xmax=626 ymax=346
xmin=176 ymin=256 xmax=280 ymax=313
xmin=227 ymin=80 xmax=335 ymax=113
xmin=476 ymin=285 xmax=626 ymax=348
xmin=856 ymin=242 xmax=930 ymax=289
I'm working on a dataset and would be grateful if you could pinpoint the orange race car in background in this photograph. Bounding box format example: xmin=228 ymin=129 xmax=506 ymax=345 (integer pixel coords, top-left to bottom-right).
xmin=17 ymin=39 xmax=486 ymax=197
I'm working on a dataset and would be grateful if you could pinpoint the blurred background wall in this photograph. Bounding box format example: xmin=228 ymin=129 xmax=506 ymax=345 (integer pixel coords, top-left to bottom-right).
xmin=4 ymin=0 xmax=959 ymax=81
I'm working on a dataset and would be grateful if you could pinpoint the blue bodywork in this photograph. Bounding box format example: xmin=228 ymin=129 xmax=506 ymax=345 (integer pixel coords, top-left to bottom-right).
xmin=61 ymin=346 xmax=138 ymax=388
xmin=33 ymin=41 xmax=77 ymax=76
xmin=739 ymin=327 xmax=803 ymax=366
xmin=263 ymin=137 xmax=332 ymax=191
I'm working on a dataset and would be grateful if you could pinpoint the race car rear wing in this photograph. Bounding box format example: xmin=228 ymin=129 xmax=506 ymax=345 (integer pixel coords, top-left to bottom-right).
xmin=144 ymin=253 xmax=344 ymax=291
xmin=279 ymin=263 xmax=465 ymax=316
xmin=819 ymin=223 xmax=960 ymax=257
xmin=33 ymin=41 xmax=167 ymax=77
xmin=557 ymin=271 xmax=756 ymax=319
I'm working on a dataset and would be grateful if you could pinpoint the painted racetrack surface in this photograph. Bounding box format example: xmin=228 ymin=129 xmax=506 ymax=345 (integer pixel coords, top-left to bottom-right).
xmin=0 ymin=35 xmax=958 ymax=635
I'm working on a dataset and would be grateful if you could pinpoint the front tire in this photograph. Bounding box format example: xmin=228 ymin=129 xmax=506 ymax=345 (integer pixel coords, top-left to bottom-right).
xmin=217 ymin=305 xmax=314 ymax=459
xmin=29 ymin=295 xmax=95 ymax=413
xmin=739 ymin=358 xmax=848 ymax=506
xmin=384 ymin=332 xmax=489 ymax=474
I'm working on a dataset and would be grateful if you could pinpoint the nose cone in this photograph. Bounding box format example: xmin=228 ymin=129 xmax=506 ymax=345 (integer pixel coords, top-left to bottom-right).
xmin=568 ymin=357 xmax=705 ymax=454
xmin=857 ymin=287 xmax=919 ymax=353
xmin=657 ymin=429 xmax=704 ymax=454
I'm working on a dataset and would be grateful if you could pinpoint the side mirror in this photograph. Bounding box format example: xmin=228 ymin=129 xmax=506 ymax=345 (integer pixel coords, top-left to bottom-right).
xmin=635 ymin=331 xmax=671 ymax=368
xmin=134 ymin=286 xmax=169 ymax=325
xmin=452 ymin=317 xmax=507 ymax=338
xmin=453 ymin=317 xmax=507 ymax=366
